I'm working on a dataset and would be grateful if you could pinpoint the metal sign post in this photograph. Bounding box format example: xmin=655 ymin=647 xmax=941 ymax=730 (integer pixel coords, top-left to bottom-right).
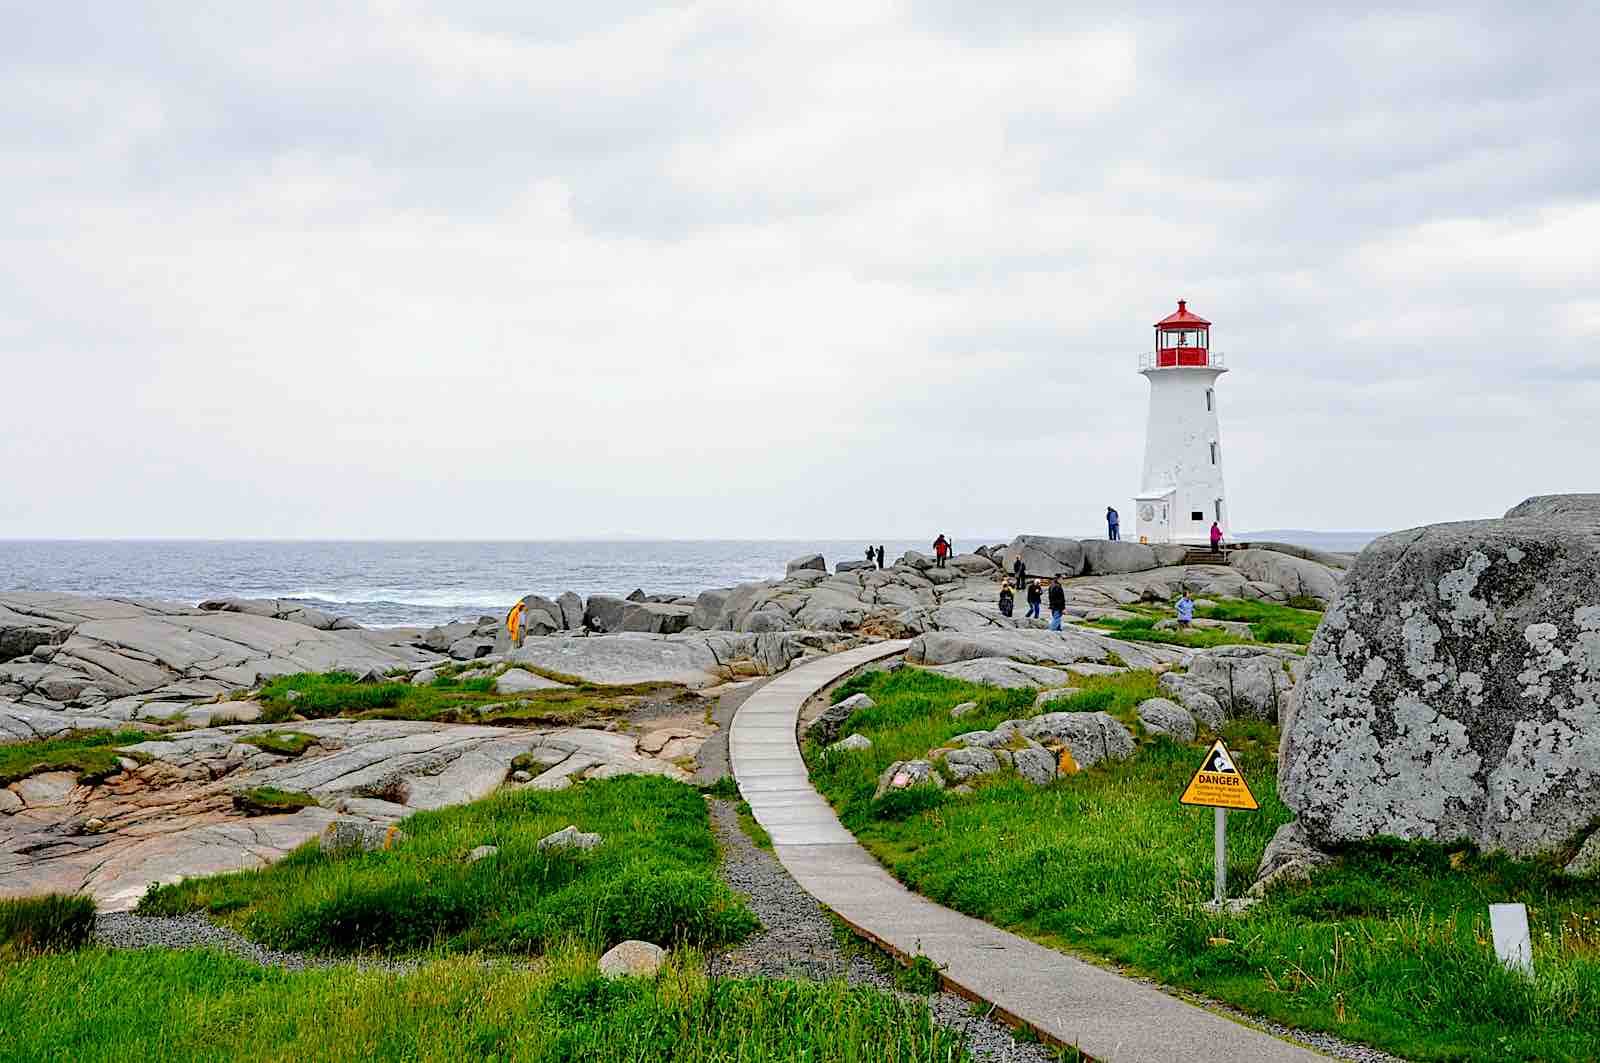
xmin=1214 ymin=807 xmax=1227 ymax=906
xmin=1180 ymin=739 xmax=1257 ymax=908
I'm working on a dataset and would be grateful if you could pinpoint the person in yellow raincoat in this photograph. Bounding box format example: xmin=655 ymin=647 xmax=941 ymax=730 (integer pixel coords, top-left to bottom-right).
xmin=506 ymin=600 xmax=527 ymax=647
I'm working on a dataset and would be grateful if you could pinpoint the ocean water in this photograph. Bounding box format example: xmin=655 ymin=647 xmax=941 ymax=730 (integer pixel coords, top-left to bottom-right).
xmin=0 ymin=540 xmax=933 ymax=628
xmin=0 ymin=531 xmax=1379 ymax=630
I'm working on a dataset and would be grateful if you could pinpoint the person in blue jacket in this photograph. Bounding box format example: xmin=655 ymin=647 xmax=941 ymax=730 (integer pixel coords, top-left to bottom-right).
xmin=1106 ymin=506 xmax=1120 ymax=541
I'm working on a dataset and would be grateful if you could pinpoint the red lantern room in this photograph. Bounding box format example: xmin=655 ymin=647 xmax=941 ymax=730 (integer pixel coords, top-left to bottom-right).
xmin=1153 ymin=299 xmax=1212 ymax=368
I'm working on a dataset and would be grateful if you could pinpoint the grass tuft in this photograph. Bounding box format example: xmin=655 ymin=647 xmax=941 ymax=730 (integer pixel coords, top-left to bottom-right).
xmin=0 ymin=730 xmax=151 ymax=787
xmin=237 ymin=732 xmax=316 ymax=758
xmin=232 ymin=787 xmax=318 ymax=817
xmin=0 ymin=895 xmax=95 ymax=957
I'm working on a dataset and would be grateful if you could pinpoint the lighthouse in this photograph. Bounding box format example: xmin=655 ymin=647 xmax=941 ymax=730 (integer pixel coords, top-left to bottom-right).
xmin=1134 ymin=299 xmax=1229 ymax=545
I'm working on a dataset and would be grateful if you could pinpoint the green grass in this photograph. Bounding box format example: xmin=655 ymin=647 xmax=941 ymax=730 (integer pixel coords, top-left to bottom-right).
xmin=809 ymin=667 xmax=1600 ymax=1062
xmin=138 ymin=776 xmax=758 ymax=957
xmin=1085 ymin=614 xmax=1249 ymax=648
xmin=254 ymin=669 xmax=685 ymax=728
xmin=232 ymin=787 xmax=318 ymax=817
xmin=0 ymin=730 xmax=151 ymax=787
xmin=735 ymin=800 xmax=774 ymax=851
xmin=0 ymin=946 xmax=972 ymax=1062
xmin=237 ymin=731 xmax=316 ymax=757
xmin=1194 ymin=599 xmax=1324 ymax=645
xmin=0 ymin=895 xmax=95 ymax=959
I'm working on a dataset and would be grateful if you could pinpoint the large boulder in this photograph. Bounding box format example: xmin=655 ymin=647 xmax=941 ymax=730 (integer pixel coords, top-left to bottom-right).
xmin=1504 ymin=494 xmax=1600 ymax=523
xmin=583 ymin=596 xmax=628 ymax=633
xmin=556 ymin=592 xmax=586 ymax=630
xmin=1167 ymin=645 xmax=1298 ymax=722
xmin=1136 ymin=698 xmax=1197 ymax=742
xmin=618 ymin=601 xmax=693 ymax=635
xmin=1079 ymin=540 xmax=1158 ymax=576
xmin=1228 ymin=550 xmax=1340 ymax=605
xmin=1279 ymin=502 xmax=1600 ymax=857
xmin=688 ymin=589 xmax=731 ymax=630
xmin=515 ymin=596 xmax=563 ymax=637
xmin=785 ymin=554 xmax=827 ymax=577
xmin=1001 ymin=536 xmax=1086 ymax=579
xmin=1019 ymin=709 xmax=1135 ymax=770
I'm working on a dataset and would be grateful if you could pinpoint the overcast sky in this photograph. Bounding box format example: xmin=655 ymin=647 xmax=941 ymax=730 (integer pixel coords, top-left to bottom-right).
xmin=2 ymin=2 xmax=1594 ymax=540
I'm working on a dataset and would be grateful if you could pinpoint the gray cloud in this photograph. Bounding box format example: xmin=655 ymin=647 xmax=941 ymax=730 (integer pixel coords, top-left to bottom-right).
xmin=1 ymin=2 xmax=1595 ymax=539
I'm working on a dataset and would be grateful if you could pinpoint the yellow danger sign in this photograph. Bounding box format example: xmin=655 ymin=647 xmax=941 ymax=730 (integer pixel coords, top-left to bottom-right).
xmin=1179 ymin=739 xmax=1258 ymax=811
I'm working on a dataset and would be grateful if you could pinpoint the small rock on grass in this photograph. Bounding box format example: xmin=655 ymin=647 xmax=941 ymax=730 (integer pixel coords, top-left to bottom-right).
xmin=320 ymin=820 xmax=406 ymax=854
xmin=537 ymin=825 xmax=602 ymax=851
xmin=949 ymin=701 xmax=977 ymax=719
xmin=599 ymin=940 xmax=666 ymax=978
xmin=411 ymin=669 xmax=437 ymax=686
xmin=829 ymin=733 xmax=872 ymax=753
xmin=467 ymin=844 xmax=499 ymax=862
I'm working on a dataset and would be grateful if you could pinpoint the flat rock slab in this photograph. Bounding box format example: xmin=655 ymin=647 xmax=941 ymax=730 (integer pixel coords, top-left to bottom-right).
xmin=730 ymin=642 xmax=1328 ymax=1063
xmin=1 ymin=716 xmax=695 ymax=911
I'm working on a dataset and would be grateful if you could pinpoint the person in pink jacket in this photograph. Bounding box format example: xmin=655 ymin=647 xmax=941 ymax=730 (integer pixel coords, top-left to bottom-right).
xmin=1210 ymin=521 xmax=1223 ymax=552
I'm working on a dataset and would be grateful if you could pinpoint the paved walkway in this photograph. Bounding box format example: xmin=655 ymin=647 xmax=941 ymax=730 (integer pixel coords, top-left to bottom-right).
xmin=729 ymin=641 xmax=1329 ymax=1062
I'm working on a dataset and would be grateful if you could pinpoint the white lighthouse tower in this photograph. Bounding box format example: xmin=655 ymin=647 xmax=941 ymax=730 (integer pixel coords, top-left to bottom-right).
xmin=1134 ymin=299 xmax=1229 ymax=545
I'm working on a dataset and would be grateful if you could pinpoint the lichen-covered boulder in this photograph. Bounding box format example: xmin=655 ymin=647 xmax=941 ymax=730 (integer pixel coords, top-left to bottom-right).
xmin=1280 ymin=501 xmax=1600 ymax=857
xmin=939 ymin=746 xmax=1000 ymax=782
xmin=1078 ymin=540 xmax=1157 ymax=576
xmin=1172 ymin=646 xmax=1299 ymax=722
xmin=1228 ymin=550 xmax=1341 ymax=605
xmin=1136 ymin=698 xmax=1197 ymax=742
xmin=1020 ymin=710 xmax=1135 ymax=770
xmin=873 ymin=759 xmax=943 ymax=799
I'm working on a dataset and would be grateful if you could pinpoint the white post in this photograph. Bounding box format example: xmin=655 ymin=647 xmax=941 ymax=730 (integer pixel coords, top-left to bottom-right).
xmin=1213 ymin=807 xmax=1227 ymax=905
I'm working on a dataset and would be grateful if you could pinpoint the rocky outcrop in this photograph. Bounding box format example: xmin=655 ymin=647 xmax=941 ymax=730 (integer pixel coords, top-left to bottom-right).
xmin=924 ymin=658 xmax=1073 ymax=689
xmin=1002 ymin=536 xmax=1086 ymax=579
xmin=1079 ymin=540 xmax=1158 ymax=575
xmin=198 ymin=598 xmax=363 ymax=631
xmin=1136 ymin=698 xmax=1196 ymax=742
xmin=0 ymin=715 xmax=700 ymax=911
xmin=908 ymin=629 xmax=1184 ymax=672
xmin=1021 ymin=707 xmax=1137 ymax=770
xmin=1279 ymin=498 xmax=1600 ymax=858
xmin=1227 ymin=550 xmax=1340 ymax=605
xmin=786 ymin=554 xmax=827 ymax=577
xmin=1160 ymin=645 xmax=1300 ymax=724
xmin=0 ymin=592 xmax=435 ymax=715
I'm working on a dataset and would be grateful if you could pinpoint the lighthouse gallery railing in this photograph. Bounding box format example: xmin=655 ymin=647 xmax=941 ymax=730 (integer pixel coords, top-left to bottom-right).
xmin=1138 ymin=350 xmax=1226 ymax=371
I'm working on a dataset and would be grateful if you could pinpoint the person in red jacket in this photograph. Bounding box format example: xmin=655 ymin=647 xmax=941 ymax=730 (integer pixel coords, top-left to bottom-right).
xmin=932 ymin=534 xmax=949 ymax=568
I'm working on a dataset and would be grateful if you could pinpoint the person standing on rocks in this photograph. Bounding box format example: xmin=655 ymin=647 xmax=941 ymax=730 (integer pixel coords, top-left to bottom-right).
xmin=1012 ymin=554 xmax=1026 ymax=590
xmin=998 ymin=581 xmax=1015 ymax=618
xmin=865 ymin=545 xmax=876 ymax=568
xmin=933 ymin=535 xmax=950 ymax=568
xmin=1026 ymin=580 xmax=1042 ymax=620
xmin=876 ymin=544 xmax=885 ymax=569
xmin=1047 ymin=578 xmax=1066 ymax=631
xmin=1107 ymin=507 xmax=1120 ymax=541
xmin=1209 ymin=521 xmax=1223 ymax=553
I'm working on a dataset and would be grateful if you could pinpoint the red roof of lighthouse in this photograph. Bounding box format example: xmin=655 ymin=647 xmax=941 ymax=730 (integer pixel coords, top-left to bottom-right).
xmin=1155 ymin=299 xmax=1210 ymax=328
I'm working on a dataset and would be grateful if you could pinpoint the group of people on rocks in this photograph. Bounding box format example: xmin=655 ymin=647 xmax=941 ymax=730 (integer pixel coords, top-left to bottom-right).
xmin=998 ymin=575 xmax=1069 ymax=630
xmin=863 ymin=544 xmax=887 ymax=569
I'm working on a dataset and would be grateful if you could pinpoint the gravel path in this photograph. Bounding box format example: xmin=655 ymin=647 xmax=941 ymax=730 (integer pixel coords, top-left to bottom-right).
xmin=94 ymin=912 xmax=414 ymax=974
xmin=707 ymin=798 xmax=1060 ymax=1063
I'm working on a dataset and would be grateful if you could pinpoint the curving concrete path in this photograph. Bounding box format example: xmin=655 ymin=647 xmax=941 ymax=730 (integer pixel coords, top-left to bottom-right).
xmin=730 ymin=641 xmax=1329 ymax=1062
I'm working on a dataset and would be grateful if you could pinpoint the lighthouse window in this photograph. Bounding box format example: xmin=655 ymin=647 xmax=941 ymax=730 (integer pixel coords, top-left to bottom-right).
xmin=1191 ymin=511 xmax=1204 ymax=522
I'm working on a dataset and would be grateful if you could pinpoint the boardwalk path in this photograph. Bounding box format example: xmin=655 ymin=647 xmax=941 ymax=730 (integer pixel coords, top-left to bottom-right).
xmin=729 ymin=640 xmax=1328 ymax=1063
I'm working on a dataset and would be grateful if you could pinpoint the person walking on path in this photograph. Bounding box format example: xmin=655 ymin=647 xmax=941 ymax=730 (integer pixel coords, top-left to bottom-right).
xmin=933 ymin=534 xmax=950 ymax=568
xmin=1209 ymin=521 xmax=1223 ymax=553
xmin=876 ymin=544 xmax=885 ymax=569
xmin=1012 ymin=555 xmax=1026 ymax=590
xmin=998 ymin=581 xmax=1015 ymax=618
xmin=1106 ymin=507 xmax=1120 ymax=541
xmin=1176 ymin=591 xmax=1196 ymax=629
xmin=1047 ymin=578 xmax=1066 ymax=631
xmin=1026 ymin=580 xmax=1042 ymax=619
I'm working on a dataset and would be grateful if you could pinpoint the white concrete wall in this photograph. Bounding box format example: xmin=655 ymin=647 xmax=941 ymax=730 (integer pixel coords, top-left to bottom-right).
xmin=1137 ymin=367 xmax=1228 ymax=544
